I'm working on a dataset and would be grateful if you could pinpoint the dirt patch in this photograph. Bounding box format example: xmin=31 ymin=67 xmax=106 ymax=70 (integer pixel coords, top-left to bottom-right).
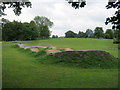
xmin=30 ymin=48 xmax=40 ymax=52
xmin=48 ymin=46 xmax=57 ymax=49
xmin=64 ymin=48 xmax=74 ymax=51
xmin=45 ymin=49 xmax=61 ymax=55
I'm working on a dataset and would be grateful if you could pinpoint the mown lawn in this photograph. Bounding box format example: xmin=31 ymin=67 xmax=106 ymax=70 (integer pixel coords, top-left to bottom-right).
xmin=2 ymin=39 xmax=118 ymax=88
xmin=22 ymin=38 xmax=118 ymax=57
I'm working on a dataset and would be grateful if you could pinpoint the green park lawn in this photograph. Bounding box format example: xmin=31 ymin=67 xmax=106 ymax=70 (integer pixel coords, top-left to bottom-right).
xmin=22 ymin=38 xmax=118 ymax=57
xmin=2 ymin=38 xmax=118 ymax=88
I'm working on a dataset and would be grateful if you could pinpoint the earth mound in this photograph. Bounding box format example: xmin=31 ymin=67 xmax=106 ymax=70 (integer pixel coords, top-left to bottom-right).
xmin=53 ymin=50 xmax=118 ymax=68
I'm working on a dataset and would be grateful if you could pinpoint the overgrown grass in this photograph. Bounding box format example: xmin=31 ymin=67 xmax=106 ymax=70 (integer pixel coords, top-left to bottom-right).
xmin=53 ymin=51 xmax=118 ymax=69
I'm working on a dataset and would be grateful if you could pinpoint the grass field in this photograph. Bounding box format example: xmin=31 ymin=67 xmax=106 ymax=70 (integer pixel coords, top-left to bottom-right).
xmin=22 ymin=38 xmax=118 ymax=57
xmin=2 ymin=38 xmax=118 ymax=88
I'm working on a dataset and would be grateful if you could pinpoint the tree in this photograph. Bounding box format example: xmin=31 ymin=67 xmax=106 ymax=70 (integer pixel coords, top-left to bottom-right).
xmin=52 ymin=35 xmax=56 ymax=38
xmin=65 ymin=30 xmax=77 ymax=38
xmin=104 ymin=29 xmax=113 ymax=39
xmin=33 ymin=16 xmax=53 ymax=39
xmin=2 ymin=21 xmax=17 ymax=41
xmin=1 ymin=0 xmax=119 ymax=30
xmin=29 ymin=21 xmax=39 ymax=40
xmin=77 ymin=31 xmax=85 ymax=38
xmin=94 ymin=27 xmax=104 ymax=39
xmin=55 ymin=35 xmax=58 ymax=38
xmin=0 ymin=23 xmax=1 ymax=41
xmin=34 ymin=16 xmax=53 ymax=28
xmin=0 ymin=0 xmax=31 ymax=16
xmin=113 ymin=29 xmax=120 ymax=43
xmin=85 ymin=29 xmax=94 ymax=38
xmin=0 ymin=18 xmax=9 ymax=25
xmin=0 ymin=18 xmax=9 ymax=41
xmin=105 ymin=0 xmax=120 ymax=30
xmin=67 ymin=0 xmax=120 ymax=42
xmin=105 ymin=0 xmax=120 ymax=43
xmin=2 ymin=20 xmax=39 ymax=41
xmin=39 ymin=25 xmax=51 ymax=39
xmin=105 ymin=33 xmax=111 ymax=39
xmin=52 ymin=35 xmax=58 ymax=38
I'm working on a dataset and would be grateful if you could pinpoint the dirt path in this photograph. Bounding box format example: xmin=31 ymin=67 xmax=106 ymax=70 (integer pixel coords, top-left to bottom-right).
xmin=17 ymin=44 xmax=51 ymax=49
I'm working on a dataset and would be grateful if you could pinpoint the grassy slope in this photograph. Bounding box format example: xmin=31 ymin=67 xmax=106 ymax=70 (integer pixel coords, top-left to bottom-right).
xmin=3 ymin=39 xmax=118 ymax=88
xmin=22 ymin=38 xmax=118 ymax=57
xmin=0 ymin=42 xmax=2 ymax=89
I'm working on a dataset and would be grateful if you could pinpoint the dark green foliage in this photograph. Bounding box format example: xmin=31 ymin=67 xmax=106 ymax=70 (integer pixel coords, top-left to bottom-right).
xmin=113 ymin=29 xmax=120 ymax=43
xmin=94 ymin=27 xmax=104 ymax=39
xmin=2 ymin=20 xmax=39 ymax=41
xmin=77 ymin=31 xmax=86 ymax=38
xmin=104 ymin=29 xmax=114 ymax=39
xmin=85 ymin=29 xmax=94 ymax=38
xmin=104 ymin=33 xmax=111 ymax=39
xmin=65 ymin=30 xmax=77 ymax=38
xmin=39 ymin=25 xmax=51 ymax=39
xmin=52 ymin=35 xmax=58 ymax=38
xmin=2 ymin=16 xmax=53 ymax=41
xmin=64 ymin=28 xmax=117 ymax=39
xmin=52 ymin=35 xmax=56 ymax=38
xmin=105 ymin=0 xmax=120 ymax=43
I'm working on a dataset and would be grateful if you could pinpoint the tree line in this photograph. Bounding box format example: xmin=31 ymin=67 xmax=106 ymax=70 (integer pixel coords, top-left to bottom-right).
xmin=65 ymin=27 xmax=119 ymax=39
xmin=1 ymin=16 xmax=53 ymax=41
xmin=0 ymin=0 xmax=119 ymax=43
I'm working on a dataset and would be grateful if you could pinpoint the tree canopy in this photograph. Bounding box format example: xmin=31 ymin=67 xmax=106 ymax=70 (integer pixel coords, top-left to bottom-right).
xmin=34 ymin=16 xmax=53 ymax=28
xmin=85 ymin=29 xmax=94 ymax=38
xmin=104 ymin=29 xmax=114 ymax=39
xmin=94 ymin=27 xmax=104 ymax=39
xmin=77 ymin=31 xmax=85 ymax=38
xmin=65 ymin=30 xmax=77 ymax=38
xmin=33 ymin=16 xmax=53 ymax=39
xmin=2 ymin=16 xmax=53 ymax=41
xmin=105 ymin=0 xmax=120 ymax=30
xmin=1 ymin=0 xmax=119 ymax=30
xmin=0 ymin=0 xmax=31 ymax=16
xmin=65 ymin=27 xmax=114 ymax=39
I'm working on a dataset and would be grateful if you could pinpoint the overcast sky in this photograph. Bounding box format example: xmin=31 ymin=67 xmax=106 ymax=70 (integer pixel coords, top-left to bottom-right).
xmin=2 ymin=0 xmax=115 ymax=36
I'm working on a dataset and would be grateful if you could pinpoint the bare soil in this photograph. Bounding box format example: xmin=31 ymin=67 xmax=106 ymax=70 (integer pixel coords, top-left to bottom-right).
xmin=30 ymin=48 xmax=40 ymax=52
xmin=64 ymin=48 xmax=74 ymax=51
xmin=45 ymin=49 xmax=61 ymax=55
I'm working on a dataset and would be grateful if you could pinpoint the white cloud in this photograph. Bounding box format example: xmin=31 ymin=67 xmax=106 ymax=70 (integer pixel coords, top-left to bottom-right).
xmin=2 ymin=0 xmax=115 ymax=36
